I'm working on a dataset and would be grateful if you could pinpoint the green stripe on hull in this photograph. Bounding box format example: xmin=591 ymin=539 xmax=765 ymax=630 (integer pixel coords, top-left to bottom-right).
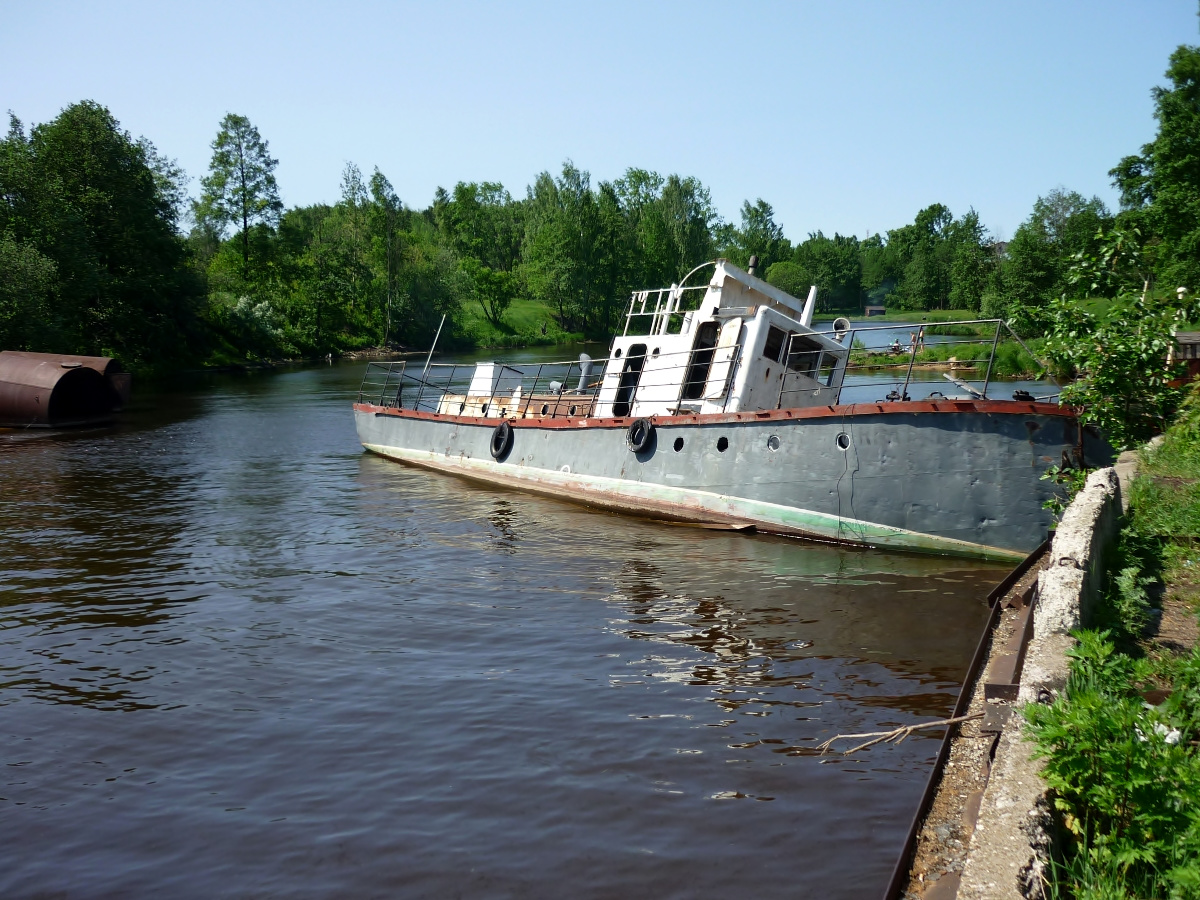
xmin=363 ymin=442 xmax=1025 ymax=562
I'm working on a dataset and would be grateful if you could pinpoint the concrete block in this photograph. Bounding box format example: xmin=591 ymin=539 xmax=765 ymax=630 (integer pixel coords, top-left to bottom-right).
xmin=957 ymin=465 xmax=1121 ymax=899
xmin=1018 ymin=633 xmax=1074 ymax=705
xmin=958 ymin=725 xmax=1054 ymax=900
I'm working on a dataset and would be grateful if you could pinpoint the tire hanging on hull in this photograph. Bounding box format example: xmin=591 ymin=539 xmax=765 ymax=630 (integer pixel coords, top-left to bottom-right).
xmin=627 ymin=418 xmax=654 ymax=453
xmin=490 ymin=421 xmax=514 ymax=460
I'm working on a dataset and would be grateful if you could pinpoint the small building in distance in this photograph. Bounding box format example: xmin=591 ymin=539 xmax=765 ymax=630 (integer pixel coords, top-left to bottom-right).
xmin=864 ymin=303 xmax=887 ymax=317
xmin=1172 ymin=332 xmax=1200 ymax=381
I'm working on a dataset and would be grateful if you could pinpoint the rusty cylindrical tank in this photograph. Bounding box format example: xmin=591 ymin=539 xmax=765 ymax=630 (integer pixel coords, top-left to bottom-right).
xmin=0 ymin=351 xmax=124 ymax=427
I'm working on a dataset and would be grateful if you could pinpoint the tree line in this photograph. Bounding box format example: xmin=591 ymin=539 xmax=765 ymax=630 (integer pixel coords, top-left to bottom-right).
xmin=1 ymin=38 xmax=1197 ymax=369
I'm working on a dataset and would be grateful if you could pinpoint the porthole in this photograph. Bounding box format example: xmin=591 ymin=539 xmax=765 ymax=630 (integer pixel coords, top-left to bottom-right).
xmin=673 ymin=437 xmax=684 ymax=452
xmin=764 ymin=368 xmax=771 ymax=381
xmin=540 ymin=403 xmax=549 ymax=416
xmin=767 ymin=435 xmax=780 ymax=452
xmin=651 ymin=347 xmax=660 ymax=358
xmin=717 ymin=436 xmax=729 ymax=453
xmin=836 ymin=432 xmax=850 ymax=451
xmin=458 ymin=402 xmax=466 ymax=414
xmin=614 ymin=348 xmax=623 ymax=359
xmin=569 ymin=405 xmax=578 ymax=416
xmin=481 ymin=403 xmax=489 ymax=416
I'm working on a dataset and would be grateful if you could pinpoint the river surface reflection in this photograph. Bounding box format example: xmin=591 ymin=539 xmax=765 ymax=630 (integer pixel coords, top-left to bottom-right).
xmin=0 ymin=355 xmax=1006 ymax=898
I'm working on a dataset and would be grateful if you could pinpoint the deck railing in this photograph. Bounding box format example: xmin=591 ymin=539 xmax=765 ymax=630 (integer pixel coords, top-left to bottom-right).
xmin=622 ymin=285 xmax=709 ymax=337
xmin=357 ymin=318 xmax=1056 ymax=418
xmin=780 ymin=318 xmax=1056 ymax=407
xmin=357 ymin=344 xmax=748 ymax=419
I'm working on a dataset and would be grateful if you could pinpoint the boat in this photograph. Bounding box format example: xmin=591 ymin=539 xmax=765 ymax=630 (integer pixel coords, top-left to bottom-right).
xmin=352 ymin=259 xmax=1111 ymax=561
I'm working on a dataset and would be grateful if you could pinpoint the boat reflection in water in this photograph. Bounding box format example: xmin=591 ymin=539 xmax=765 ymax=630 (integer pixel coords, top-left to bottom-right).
xmin=604 ymin=545 xmax=998 ymax=763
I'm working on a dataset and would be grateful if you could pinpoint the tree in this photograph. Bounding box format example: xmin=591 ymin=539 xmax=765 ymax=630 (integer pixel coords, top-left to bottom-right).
xmin=791 ymin=231 xmax=862 ymax=310
xmin=615 ymin=169 xmax=716 ymax=291
xmin=437 ymin=180 xmax=523 ymax=327
xmin=995 ymin=189 xmax=1111 ymax=331
xmin=0 ymin=234 xmax=58 ymax=351
xmin=195 ymin=113 xmax=283 ymax=281
xmin=1112 ymin=43 xmax=1200 ymax=293
xmin=887 ymin=204 xmax=953 ymax=310
xmin=718 ymin=199 xmax=790 ymax=272
xmin=765 ymin=260 xmax=814 ymax=301
xmin=368 ymin=168 xmax=405 ymax=345
xmin=947 ymin=211 xmax=991 ymax=311
xmin=521 ymin=162 xmax=607 ymax=333
xmin=0 ymin=102 xmax=203 ymax=364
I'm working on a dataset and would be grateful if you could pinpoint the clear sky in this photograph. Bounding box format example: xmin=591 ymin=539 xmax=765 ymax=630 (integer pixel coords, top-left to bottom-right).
xmin=3 ymin=1 xmax=1197 ymax=241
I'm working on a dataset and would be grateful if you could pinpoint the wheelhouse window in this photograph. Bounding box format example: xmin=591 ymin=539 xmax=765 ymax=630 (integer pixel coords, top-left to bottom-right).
xmin=762 ymin=325 xmax=787 ymax=363
xmin=784 ymin=336 xmax=822 ymax=379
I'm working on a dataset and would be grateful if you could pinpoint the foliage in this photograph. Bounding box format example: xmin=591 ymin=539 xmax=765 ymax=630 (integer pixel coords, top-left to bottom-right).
xmin=1143 ymin=384 xmax=1200 ymax=480
xmin=0 ymin=102 xmax=204 ymax=367
xmin=1041 ymin=464 xmax=1089 ymax=519
xmin=1111 ymin=43 xmax=1200 ymax=295
xmin=1044 ymin=271 xmax=1197 ymax=449
xmin=194 ymin=113 xmax=283 ymax=282
xmin=1026 ymin=634 xmax=1200 ymax=899
xmin=1030 ymin=391 xmax=1200 ymax=899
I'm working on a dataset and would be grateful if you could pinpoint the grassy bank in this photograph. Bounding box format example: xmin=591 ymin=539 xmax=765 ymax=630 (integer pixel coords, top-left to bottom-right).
xmin=1026 ymin=390 xmax=1200 ymax=898
xmin=850 ymin=339 xmax=1044 ymax=379
xmin=826 ymin=308 xmax=981 ymax=324
xmin=461 ymin=297 xmax=586 ymax=349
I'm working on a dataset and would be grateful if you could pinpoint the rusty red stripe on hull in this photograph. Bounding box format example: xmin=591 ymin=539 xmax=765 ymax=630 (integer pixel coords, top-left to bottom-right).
xmin=353 ymin=398 xmax=1075 ymax=429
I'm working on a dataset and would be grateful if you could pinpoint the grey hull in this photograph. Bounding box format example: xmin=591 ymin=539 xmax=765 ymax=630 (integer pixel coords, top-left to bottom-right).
xmin=354 ymin=402 xmax=1108 ymax=560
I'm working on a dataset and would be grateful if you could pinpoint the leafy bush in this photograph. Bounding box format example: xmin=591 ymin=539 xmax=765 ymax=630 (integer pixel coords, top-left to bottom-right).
xmin=1027 ymin=633 xmax=1200 ymax=898
xmin=206 ymin=292 xmax=293 ymax=360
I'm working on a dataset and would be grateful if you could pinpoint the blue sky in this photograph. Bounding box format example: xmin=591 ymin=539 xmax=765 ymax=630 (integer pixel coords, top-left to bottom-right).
xmin=2 ymin=1 xmax=1197 ymax=240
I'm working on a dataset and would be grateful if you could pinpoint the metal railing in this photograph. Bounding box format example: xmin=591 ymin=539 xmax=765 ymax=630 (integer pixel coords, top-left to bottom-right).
xmin=622 ymin=285 xmax=709 ymax=337
xmin=356 ymin=318 xmax=1057 ymax=419
xmin=785 ymin=318 xmax=1056 ymax=405
xmin=357 ymin=344 xmax=747 ymax=419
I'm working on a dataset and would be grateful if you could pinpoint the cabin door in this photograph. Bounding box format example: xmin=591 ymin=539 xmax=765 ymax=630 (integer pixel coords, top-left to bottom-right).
xmin=613 ymin=344 xmax=648 ymax=417
xmin=705 ymin=319 xmax=743 ymax=400
xmin=680 ymin=321 xmax=719 ymax=400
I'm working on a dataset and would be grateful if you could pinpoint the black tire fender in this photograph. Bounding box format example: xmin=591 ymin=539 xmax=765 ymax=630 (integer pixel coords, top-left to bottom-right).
xmin=627 ymin=417 xmax=654 ymax=453
xmin=490 ymin=421 xmax=513 ymax=460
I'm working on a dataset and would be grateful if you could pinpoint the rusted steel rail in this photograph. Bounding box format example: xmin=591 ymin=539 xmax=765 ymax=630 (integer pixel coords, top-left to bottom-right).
xmin=881 ymin=535 xmax=1050 ymax=900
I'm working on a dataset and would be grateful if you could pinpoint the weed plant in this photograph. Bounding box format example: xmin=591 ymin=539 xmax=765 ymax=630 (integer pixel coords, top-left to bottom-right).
xmin=1027 ymin=632 xmax=1200 ymax=898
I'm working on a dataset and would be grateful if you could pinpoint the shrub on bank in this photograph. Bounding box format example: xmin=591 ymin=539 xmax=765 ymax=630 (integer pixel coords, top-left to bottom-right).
xmin=1027 ymin=393 xmax=1200 ymax=898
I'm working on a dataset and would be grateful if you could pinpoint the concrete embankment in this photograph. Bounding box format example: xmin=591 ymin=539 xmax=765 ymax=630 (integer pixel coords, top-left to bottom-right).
xmin=903 ymin=459 xmax=1133 ymax=900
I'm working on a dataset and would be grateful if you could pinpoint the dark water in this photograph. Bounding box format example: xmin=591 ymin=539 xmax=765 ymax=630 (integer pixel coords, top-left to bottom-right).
xmin=0 ymin=358 xmax=1006 ymax=899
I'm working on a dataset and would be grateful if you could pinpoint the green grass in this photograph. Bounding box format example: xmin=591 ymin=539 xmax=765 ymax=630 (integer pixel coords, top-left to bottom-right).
xmin=461 ymin=296 xmax=584 ymax=348
xmin=832 ymin=308 xmax=982 ymax=324
xmin=850 ymin=339 xmax=1043 ymax=378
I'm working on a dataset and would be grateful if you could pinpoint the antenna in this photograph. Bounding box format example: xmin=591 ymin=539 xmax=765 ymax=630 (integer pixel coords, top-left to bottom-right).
xmin=422 ymin=314 xmax=446 ymax=376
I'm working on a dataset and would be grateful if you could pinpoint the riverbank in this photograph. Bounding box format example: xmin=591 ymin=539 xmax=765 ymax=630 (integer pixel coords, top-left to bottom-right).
xmin=1023 ymin=398 xmax=1200 ymax=898
xmin=899 ymin=393 xmax=1200 ymax=899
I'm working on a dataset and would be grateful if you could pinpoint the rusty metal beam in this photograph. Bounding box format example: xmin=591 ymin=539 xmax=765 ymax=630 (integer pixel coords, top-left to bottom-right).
xmin=882 ymin=537 xmax=1050 ymax=900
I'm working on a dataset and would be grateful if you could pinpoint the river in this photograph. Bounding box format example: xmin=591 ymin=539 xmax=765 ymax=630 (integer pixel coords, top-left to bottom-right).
xmin=0 ymin=353 xmax=1010 ymax=898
